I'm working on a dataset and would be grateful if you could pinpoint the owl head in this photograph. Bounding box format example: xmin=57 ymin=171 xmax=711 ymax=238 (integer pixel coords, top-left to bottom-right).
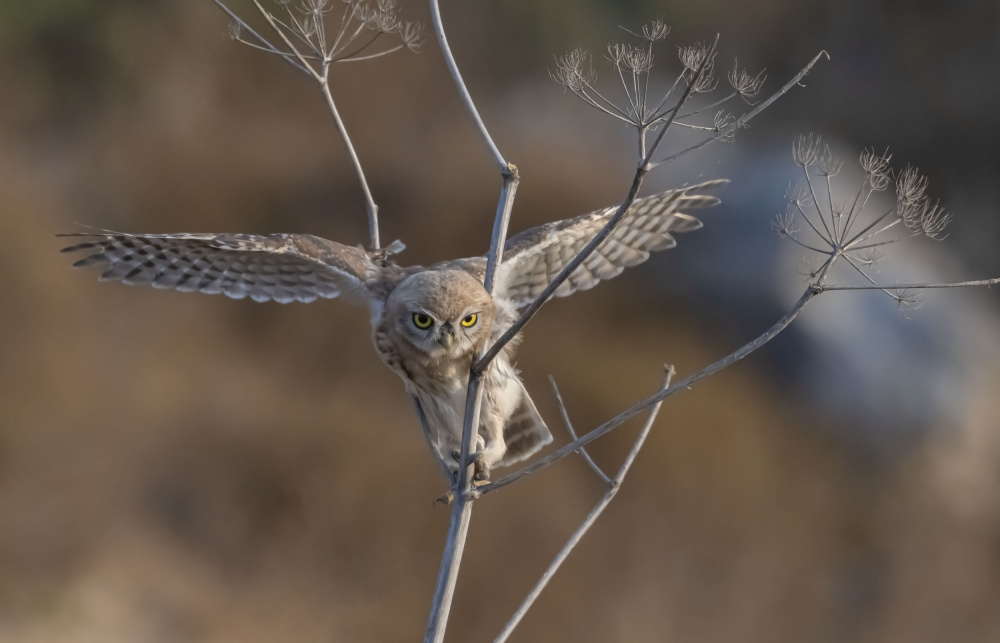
xmin=385 ymin=270 xmax=494 ymax=359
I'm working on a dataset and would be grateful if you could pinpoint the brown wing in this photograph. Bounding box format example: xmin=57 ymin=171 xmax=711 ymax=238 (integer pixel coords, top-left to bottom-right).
xmin=60 ymin=231 xmax=378 ymax=304
xmin=495 ymin=179 xmax=727 ymax=308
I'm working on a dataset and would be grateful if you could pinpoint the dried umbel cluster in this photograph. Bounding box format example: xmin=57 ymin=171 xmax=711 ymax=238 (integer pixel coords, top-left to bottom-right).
xmin=223 ymin=0 xmax=421 ymax=70
xmin=213 ymin=0 xmax=423 ymax=251
xmin=774 ymin=134 xmax=953 ymax=310
xmin=550 ymin=19 xmax=766 ymax=158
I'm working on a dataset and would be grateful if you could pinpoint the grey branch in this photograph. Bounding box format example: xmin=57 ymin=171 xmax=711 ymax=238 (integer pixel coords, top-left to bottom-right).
xmin=494 ymin=366 xmax=676 ymax=642
xmin=475 ymin=37 xmax=720 ymax=372
xmin=817 ymin=278 xmax=1000 ymax=292
xmin=210 ymin=0 xmax=311 ymax=76
xmin=429 ymin=0 xmax=506 ymax=170
xmin=209 ymin=0 xmax=399 ymax=250
xmin=318 ymin=69 xmax=381 ymax=249
xmin=477 ymin=285 xmax=822 ymax=497
xmin=549 ymin=376 xmax=609 ymax=484
xmin=651 ymin=50 xmax=829 ymax=169
xmin=425 ymin=172 xmax=519 ymax=643
xmin=424 ymin=2 xmax=520 ymax=640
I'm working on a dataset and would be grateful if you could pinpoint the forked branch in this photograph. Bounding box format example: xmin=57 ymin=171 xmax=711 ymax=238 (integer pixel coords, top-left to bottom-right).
xmin=209 ymin=0 xmax=423 ymax=250
xmin=494 ymin=367 xmax=676 ymax=642
xmin=424 ymin=2 xmax=520 ymax=641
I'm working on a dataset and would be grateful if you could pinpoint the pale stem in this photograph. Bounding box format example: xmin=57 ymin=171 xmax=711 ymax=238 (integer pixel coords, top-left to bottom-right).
xmin=549 ymin=376 xmax=609 ymax=483
xmin=493 ymin=367 xmax=676 ymax=643
xmin=209 ymin=0 xmax=310 ymax=75
xmin=429 ymin=0 xmax=506 ymax=169
xmin=818 ymin=278 xmax=1000 ymax=291
xmin=251 ymin=0 xmax=322 ymax=81
xmin=802 ymin=168 xmax=834 ymax=242
xmin=319 ymin=66 xmax=381 ymax=249
xmin=423 ymin=2 xmax=519 ymax=641
xmin=475 ymin=36 xmax=720 ymax=372
xmin=650 ymin=50 xmax=829 ymax=169
xmin=477 ymin=283 xmax=823 ymax=497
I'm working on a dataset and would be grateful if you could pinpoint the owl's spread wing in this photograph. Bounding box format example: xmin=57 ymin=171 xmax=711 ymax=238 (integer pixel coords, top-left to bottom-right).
xmin=495 ymin=179 xmax=727 ymax=308
xmin=60 ymin=231 xmax=379 ymax=304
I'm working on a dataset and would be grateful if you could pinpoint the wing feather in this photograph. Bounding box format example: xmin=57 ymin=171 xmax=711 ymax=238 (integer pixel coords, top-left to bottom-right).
xmin=496 ymin=179 xmax=726 ymax=308
xmin=60 ymin=231 xmax=377 ymax=304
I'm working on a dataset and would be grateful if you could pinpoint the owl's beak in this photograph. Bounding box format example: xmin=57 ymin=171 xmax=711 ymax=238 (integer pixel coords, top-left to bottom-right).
xmin=438 ymin=324 xmax=455 ymax=350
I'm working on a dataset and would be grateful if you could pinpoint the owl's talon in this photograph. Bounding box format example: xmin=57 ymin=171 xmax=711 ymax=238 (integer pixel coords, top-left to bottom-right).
xmin=451 ymin=449 xmax=485 ymax=469
xmin=435 ymin=491 xmax=454 ymax=506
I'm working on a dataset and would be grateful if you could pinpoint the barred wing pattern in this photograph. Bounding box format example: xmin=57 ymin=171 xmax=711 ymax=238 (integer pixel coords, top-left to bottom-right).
xmin=495 ymin=179 xmax=727 ymax=308
xmin=60 ymin=232 xmax=376 ymax=304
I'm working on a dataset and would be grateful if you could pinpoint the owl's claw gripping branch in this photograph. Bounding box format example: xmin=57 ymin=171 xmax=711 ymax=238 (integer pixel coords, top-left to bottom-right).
xmin=450 ymin=449 xmax=489 ymax=481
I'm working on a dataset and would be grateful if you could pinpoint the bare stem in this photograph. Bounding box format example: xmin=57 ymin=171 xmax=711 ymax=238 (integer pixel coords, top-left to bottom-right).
xmin=651 ymin=50 xmax=829 ymax=169
xmin=424 ymin=3 xmax=520 ymax=640
xmin=209 ymin=0 xmax=311 ymax=75
xmin=429 ymin=0 xmax=506 ymax=169
xmin=319 ymin=67 xmax=381 ymax=249
xmin=494 ymin=367 xmax=676 ymax=642
xmin=425 ymin=378 xmax=483 ymax=643
xmin=477 ymin=285 xmax=821 ymax=497
xmin=251 ymin=0 xmax=322 ymax=81
xmin=817 ymin=278 xmax=1000 ymax=291
xmin=549 ymin=376 xmax=609 ymax=483
xmin=475 ymin=37 xmax=720 ymax=372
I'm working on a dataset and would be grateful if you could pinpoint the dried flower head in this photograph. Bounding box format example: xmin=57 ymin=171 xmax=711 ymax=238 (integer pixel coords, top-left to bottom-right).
xmin=642 ymin=19 xmax=670 ymax=42
xmin=772 ymin=207 xmax=800 ymax=237
xmin=714 ymin=110 xmax=737 ymax=142
xmin=890 ymin=288 xmax=923 ymax=313
xmin=786 ymin=181 xmax=810 ymax=207
xmin=855 ymin=247 xmax=886 ymax=266
xmin=678 ymin=42 xmax=717 ymax=92
xmin=859 ymin=148 xmax=892 ymax=190
xmin=895 ymin=165 xmax=929 ymax=205
xmin=899 ymin=198 xmax=952 ymax=239
xmin=607 ymin=43 xmax=654 ymax=74
xmin=551 ymin=49 xmax=595 ymax=92
xmin=792 ymin=133 xmax=822 ymax=167
xmin=728 ymin=60 xmax=766 ymax=103
xmin=816 ymin=146 xmax=843 ymax=177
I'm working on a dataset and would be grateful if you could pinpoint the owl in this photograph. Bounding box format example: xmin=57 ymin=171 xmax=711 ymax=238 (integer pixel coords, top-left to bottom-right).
xmin=61 ymin=180 xmax=724 ymax=479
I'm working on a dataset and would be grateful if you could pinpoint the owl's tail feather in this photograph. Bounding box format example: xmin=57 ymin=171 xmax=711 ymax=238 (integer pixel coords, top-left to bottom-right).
xmin=499 ymin=384 xmax=553 ymax=467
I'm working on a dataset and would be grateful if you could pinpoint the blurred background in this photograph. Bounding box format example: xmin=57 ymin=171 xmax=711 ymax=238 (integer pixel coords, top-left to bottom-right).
xmin=2 ymin=0 xmax=999 ymax=641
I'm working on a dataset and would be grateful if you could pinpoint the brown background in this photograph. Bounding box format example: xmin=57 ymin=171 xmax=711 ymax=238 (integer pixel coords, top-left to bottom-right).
xmin=2 ymin=1 xmax=1000 ymax=641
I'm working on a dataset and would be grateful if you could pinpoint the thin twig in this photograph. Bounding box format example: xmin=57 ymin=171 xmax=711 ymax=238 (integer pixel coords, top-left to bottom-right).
xmin=817 ymin=278 xmax=1000 ymax=291
xmin=209 ymin=0 xmax=311 ymax=75
xmin=250 ymin=0 xmax=322 ymax=81
xmin=423 ymin=3 xmax=519 ymax=640
xmin=429 ymin=0 xmax=506 ymax=169
xmin=424 ymin=171 xmax=519 ymax=643
xmin=319 ymin=67 xmax=381 ymax=249
xmin=474 ymin=37 xmax=720 ymax=372
xmin=476 ymin=284 xmax=822 ymax=497
xmin=651 ymin=50 xmax=829 ymax=169
xmin=494 ymin=367 xmax=676 ymax=642
xmin=549 ymin=376 xmax=609 ymax=484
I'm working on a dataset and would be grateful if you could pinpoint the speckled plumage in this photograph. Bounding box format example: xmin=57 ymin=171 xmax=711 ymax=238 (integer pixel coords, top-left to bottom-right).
xmin=62 ymin=180 xmax=725 ymax=472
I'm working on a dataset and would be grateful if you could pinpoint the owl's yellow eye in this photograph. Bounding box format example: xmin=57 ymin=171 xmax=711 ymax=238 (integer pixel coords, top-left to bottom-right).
xmin=461 ymin=313 xmax=478 ymax=328
xmin=413 ymin=313 xmax=433 ymax=329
